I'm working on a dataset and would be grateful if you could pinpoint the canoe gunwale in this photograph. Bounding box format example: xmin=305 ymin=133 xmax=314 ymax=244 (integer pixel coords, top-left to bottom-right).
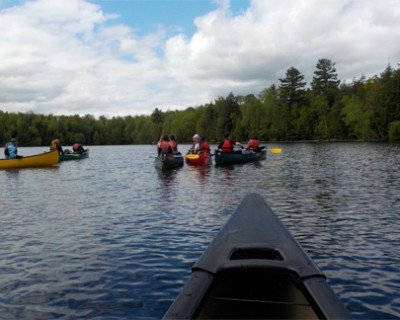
xmin=214 ymin=150 xmax=266 ymax=166
xmin=163 ymin=193 xmax=352 ymax=320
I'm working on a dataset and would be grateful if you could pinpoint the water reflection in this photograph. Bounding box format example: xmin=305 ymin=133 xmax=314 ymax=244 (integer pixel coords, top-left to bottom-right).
xmin=185 ymin=165 xmax=211 ymax=186
xmin=156 ymin=170 xmax=178 ymax=202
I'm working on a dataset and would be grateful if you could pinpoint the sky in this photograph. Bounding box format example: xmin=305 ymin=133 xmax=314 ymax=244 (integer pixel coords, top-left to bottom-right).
xmin=0 ymin=0 xmax=399 ymax=117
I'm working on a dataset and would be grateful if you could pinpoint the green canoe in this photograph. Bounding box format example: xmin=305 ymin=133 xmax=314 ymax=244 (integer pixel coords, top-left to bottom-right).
xmin=214 ymin=149 xmax=266 ymax=166
xmin=59 ymin=149 xmax=89 ymax=161
xmin=155 ymin=152 xmax=184 ymax=170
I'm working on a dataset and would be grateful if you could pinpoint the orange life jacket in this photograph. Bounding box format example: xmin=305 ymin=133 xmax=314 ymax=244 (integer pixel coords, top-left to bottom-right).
xmin=159 ymin=141 xmax=172 ymax=154
xmin=221 ymin=139 xmax=234 ymax=153
xmin=248 ymin=139 xmax=259 ymax=148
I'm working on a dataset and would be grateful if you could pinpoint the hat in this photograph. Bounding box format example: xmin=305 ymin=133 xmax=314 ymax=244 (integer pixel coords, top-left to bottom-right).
xmin=192 ymin=134 xmax=200 ymax=141
xmin=11 ymin=138 xmax=17 ymax=142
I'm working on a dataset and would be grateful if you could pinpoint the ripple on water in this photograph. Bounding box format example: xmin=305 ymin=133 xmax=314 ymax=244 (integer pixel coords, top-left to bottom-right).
xmin=0 ymin=144 xmax=399 ymax=319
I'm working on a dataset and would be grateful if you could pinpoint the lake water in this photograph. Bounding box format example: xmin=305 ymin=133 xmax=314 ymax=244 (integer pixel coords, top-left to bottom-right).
xmin=0 ymin=143 xmax=399 ymax=319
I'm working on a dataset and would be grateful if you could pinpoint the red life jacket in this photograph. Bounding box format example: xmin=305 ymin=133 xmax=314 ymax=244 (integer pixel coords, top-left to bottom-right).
xmin=199 ymin=141 xmax=210 ymax=153
xmin=170 ymin=140 xmax=177 ymax=151
xmin=221 ymin=139 xmax=234 ymax=153
xmin=248 ymin=139 xmax=259 ymax=148
xmin=159 ymin=141 xmax=171 ymax=154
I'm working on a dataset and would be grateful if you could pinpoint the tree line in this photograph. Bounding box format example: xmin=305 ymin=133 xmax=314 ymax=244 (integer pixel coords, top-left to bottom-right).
xmin=1 ymin=58 xmax=400 ymax=147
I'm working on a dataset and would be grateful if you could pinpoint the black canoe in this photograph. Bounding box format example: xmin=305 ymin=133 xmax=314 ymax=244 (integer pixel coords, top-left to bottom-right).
xmin=155 ymin=152 xmax=184 ymax=170
xmin=163 ymin=193 xmax=352 ymax=319
xmin=214 ymin=149 xmax=266 ymax=166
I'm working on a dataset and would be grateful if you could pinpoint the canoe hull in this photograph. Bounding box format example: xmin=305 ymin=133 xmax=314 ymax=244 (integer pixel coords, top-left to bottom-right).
xmin=60 ymin=149 xmax=89 ymax=161
xmin=185 ymin=152 xmax=212 ymax=166
xmin=0 ymin=150 xmax=59 ymax=169
xmin=214 ymin=150 xmax=266 ymax=166
xmin=164 ymin=193 xmax=352 ymax=319
xmin=155 ymin=153 xmax=184 ymax=170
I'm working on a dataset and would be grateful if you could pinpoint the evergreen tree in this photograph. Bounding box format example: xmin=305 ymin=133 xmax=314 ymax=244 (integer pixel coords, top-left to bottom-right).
xmin=311 ymin=58 xmax=340 ymax=107
xmin=279 ymin=67 xmax=306 ymax=107
xmin=279 ymin=67 xmax=307 ymax=139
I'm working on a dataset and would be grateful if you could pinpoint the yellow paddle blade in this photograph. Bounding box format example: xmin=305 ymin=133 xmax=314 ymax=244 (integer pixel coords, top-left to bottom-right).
xmin=270 ymin=148 xmax=282 ymax=153
xmin=185 ymin=154 xmax=200 ymax=159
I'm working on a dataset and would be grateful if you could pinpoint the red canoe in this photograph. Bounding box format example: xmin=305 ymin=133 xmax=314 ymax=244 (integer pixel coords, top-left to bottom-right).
xmin=185 ymin=152 xmax=212 ymax=166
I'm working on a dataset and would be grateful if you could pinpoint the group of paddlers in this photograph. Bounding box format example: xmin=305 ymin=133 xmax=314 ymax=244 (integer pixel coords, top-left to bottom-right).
xmin=218 ymin=133 xmax=263 ymax=153
xmin=157 ymin=133 xmax=211 ymax=156
xmin=49 ymin=139 xmax=85 ymax=155
xmin=157 ymin=132 xmax=263 ymax=156
xmin=3 ymin=137 xmax=86 ymax=159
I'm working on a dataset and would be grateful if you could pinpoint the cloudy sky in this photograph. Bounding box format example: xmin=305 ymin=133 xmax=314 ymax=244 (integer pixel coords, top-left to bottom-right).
xmin=0 ymin=0 xmax=399 ymax=117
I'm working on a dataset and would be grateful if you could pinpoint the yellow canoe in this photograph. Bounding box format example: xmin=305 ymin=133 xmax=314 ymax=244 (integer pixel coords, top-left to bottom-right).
xmin=0 ymin=150 xmax=60 ymax=169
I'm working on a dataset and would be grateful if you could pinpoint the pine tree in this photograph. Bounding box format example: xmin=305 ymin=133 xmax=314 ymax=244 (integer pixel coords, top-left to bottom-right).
xmin=279 ymin=67 xmax=306 ymax=108
xmin=311 ymin=58 xmax=340 ymax=107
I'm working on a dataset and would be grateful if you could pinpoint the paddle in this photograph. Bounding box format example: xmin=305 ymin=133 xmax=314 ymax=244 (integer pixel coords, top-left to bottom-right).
xmin=269 ymin=148 xmax=282 ymax=153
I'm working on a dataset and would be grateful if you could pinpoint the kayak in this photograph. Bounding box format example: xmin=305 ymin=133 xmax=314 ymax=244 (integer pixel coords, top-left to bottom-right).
xmin=214 ymin=149 xmax=266 ymax=166
xmin=155 ymin=152 xmax=184 ymax=170
xmin=163 ymin=193 xmax=352 ymax=320
xmin=60 ymin=149 xmax=89 ymax=161
xmin=0 ymin=150 xmax=59 ymax=169
xmin=185 ymin=152 xmax=212 ymax=166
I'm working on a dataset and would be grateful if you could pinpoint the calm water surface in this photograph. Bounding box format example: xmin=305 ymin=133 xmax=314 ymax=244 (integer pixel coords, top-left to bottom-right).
xmin=0 ymin=143 xmax=399 ymax=319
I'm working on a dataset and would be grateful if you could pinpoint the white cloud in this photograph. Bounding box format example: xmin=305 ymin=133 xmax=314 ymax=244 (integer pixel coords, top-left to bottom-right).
xmin=0 ymin=0 xmax=399 ymax=117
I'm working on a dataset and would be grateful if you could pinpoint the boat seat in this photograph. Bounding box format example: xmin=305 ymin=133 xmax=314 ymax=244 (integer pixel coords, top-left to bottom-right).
xmin=194 ymin=268 xmax=320 ymax=319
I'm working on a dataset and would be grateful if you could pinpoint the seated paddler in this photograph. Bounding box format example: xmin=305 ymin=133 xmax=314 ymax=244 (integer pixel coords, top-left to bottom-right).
xmin=72 ymin=141 xmax=85 ymax=154
xmin=157 ymin=134 xmax=173 ymax=156
xmin=4 ymin=138 xmax=22 ymax=159
xmin=218 ymin=132 xmax=242 ymax=154
xmin=50 ymin=139 xmax=64 ymax=155
xmin=247 ymin=135 xmax=263 ymax=152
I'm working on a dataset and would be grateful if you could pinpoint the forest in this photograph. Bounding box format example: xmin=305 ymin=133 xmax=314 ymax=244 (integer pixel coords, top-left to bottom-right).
xmin=1 ymin=59 xmax=400 ymax=146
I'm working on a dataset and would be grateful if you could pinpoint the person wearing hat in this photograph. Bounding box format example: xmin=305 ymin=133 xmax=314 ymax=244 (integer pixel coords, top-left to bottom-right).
xmin=189 ymin=134 xmax=201 ymax=154
xmin=4 ymin=138 xmax=20 ymax=159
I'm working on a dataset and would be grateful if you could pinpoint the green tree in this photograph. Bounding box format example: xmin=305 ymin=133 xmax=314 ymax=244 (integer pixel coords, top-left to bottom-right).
xmin=240 ymin=94 xmax=268 ymax=140
xmin=279 ymin=67 xmax=306 ymax=107
xmin=341 ymin=95 xmax=373 ymax=140
xmin=215 ymin=92 xmax=241 ymax=139
xmin=279 ymin=67 xmax=307 ymax=139
xmin=311 ymin=58 xmax=340 ymax=107
xmin=259 ymin=85 xmax=281 ymax=140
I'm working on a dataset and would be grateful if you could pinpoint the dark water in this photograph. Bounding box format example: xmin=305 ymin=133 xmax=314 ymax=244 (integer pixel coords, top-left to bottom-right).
xmin=0 ymin=143 xmax=399 ymax=319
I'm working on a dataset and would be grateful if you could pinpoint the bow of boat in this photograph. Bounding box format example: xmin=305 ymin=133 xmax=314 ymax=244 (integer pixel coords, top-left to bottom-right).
xmin=164 ymin=193 xmax=352 ymax=320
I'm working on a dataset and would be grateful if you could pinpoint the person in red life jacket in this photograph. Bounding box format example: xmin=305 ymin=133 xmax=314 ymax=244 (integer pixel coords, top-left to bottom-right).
xmin=157 ymin=134 xmax=173 ymax=155
xmin=72 ymin=141 xmax=85 ymax=154
xmin=247 ymin=136 xmax=262 ymax=152
xmin=169 ymin=135 xmax=178 ymax=153
xmin=198 ymin=136 xmax=210 ymax=154
xmin=218 ymin=133 xmax=242 ymax=154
